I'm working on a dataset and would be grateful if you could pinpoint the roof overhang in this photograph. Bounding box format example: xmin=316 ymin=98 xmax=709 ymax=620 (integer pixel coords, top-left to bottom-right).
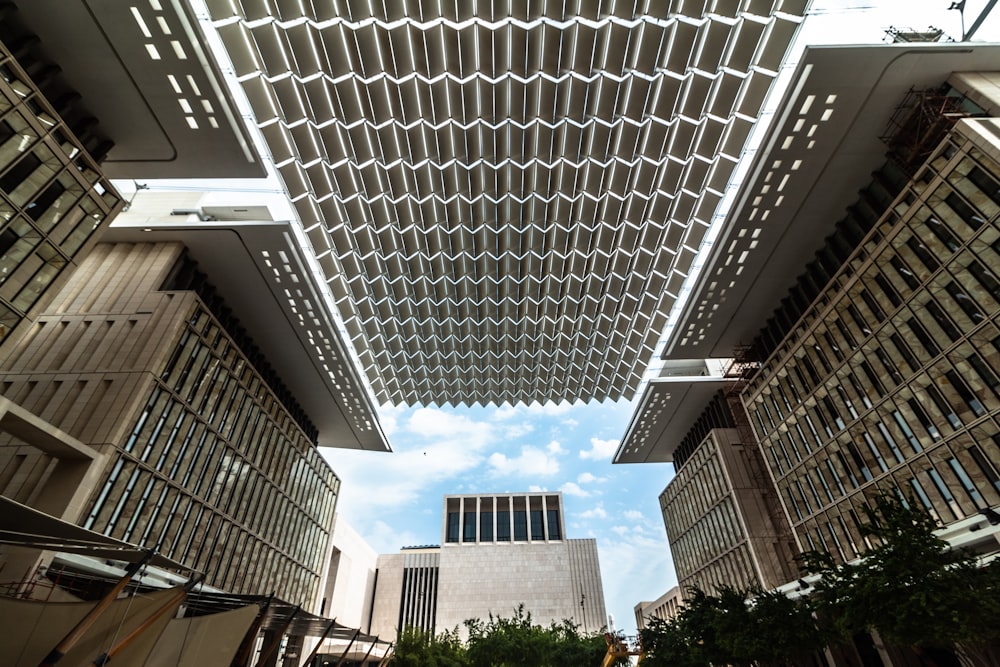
xmin=0 ymin=496 xmax=188 ymax=572
xmin=614 ymin=376 xmax=732 ymax=464
xmin=665 ymin=42 xmax=1000 ymax=360
xmin=104 ymin=216 xmax=390 ymax=452
xmin=5 ymin=0 xmax=263 ymax=178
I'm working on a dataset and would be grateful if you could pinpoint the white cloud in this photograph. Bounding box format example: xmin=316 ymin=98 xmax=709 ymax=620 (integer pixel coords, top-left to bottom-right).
xmin=577 ymin=472 xmax=603 ymax=484
xmin=492 ymin=401 xmax=577 ymax=422
xmin=559 ymin=482 xmax=590 ymax=497
xmin=488 ymin=445 xmax=560 ymax=477
xmin=322 ymin=406 xmax=495 ymax=525
xmin=407 ymin=407 xmax=486 ymax=440
xmin=580 ymin=504 xmax=608 ymax=519
xmin=624 ymin=509 xmax=644 ymax=520
xmin=611 ymin=525 xmax=630 ymax=536
xmin=547 ymin=440 xmax=566 ymax=455
xmin=503 ymin=422 xmax=535 ymax=438
xmin=528 ymin=485 xmax=547 ymax=493
xmin=579 ymin=437 xmax=619 ymax=460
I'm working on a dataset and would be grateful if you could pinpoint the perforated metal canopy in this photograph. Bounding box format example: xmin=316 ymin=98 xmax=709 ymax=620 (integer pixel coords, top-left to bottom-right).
xmin=202 ymin=0 xmax=808 ymax=405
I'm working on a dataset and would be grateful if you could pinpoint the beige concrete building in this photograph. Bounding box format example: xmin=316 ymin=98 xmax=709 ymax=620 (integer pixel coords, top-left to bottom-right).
xmin=658 ymin=393 xmax=798 ymax=593
xmin=369 ymin=493 xmax=607 ymax=639
xmin=634 ymin=585 xmax=682 ymax=630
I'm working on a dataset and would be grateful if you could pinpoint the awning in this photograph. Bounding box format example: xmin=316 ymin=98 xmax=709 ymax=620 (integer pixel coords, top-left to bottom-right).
xmin=0 ymin=495 xmax=191 ymax=572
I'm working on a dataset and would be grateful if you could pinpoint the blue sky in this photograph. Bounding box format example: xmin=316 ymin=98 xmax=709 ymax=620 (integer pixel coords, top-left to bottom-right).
xmin=321 ymin=399 xmax=675 ymax=634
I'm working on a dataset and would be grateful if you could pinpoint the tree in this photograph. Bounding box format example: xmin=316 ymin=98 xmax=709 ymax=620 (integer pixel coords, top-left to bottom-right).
xmin=799 ymin=493 xmax=1000 ymax=663
xmin=638 ymin=585 xmax=824 ymax=667
xmin=389 ymin=626 xmax=468 ymax=667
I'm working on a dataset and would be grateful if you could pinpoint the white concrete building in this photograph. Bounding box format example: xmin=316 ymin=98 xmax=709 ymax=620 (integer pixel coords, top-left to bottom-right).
xmin=369 ymin=493 xmax=607 ymax=639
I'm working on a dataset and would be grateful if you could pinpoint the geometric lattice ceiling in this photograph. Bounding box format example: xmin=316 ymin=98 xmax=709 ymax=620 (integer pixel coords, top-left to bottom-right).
xmin=203 ymin=0 xmax=807 ymax=406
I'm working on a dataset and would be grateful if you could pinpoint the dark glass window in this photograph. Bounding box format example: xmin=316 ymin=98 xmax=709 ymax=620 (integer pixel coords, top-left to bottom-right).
xmin=890 ymin=255 xmax=921 ymax=289
xmin=874 ymin=273 xmax=902 ymax=308
xmin=907 ymin=398 xmax=940 ymax=441
xmin=947 ymin=457 xmax=985 ymax=508
xmin=530 ymin=510 xmax=544 ymax=540
xmin=889 ymin=333 xmax=919 ymax=372
xmin=967 ymin=260 xmax=1000 ymax=303
xmin=547 ymin=509 xmax=561 ymax=539
xmin=945 ymin=281 xmax=984 ymax=322
xmin=969 ymin=165 xmax=1000 ymax=206
xmin=480 ymin=511 xmax=493 ymax=541
xmin=513 ymin=510 xmax=528 ymax=541
xmin=862 ymin=432 xmax=889 ymax=473
xmin=860 ymin=289 xmax=886 ymax=322
xmin=906 ymin=236 xmax=940 ymax=272
xmin=907 ymin=316 xmax=940 ymax=357
xmin=446 ymin=511 xmax=459 ymax=543
xmin=925 ymin=384 xmax=961 ymax=429
xmin=924 ymin=299 xmax=961 ymax=342
xmin=945 ymin=191 xmax=985 ymax=230
xmin=967 ymin=352 xmax=1000 ymax=399
xmin=892 ymin=409 xmax=923 ymax=453
xmin=496 ymin=511 xmax=511 ymax=541
xmin=926 ymin=216 xmax=961 ymax=252
xmin=972 ymin=443 xmax=1000 ymax=493
xmin=0 ymin=152 xmax=40 ymax=193
xmin=945 ymin=370 xmax=986 ymax=416
xmin=463 ymin=511 xmax=476 ymax=542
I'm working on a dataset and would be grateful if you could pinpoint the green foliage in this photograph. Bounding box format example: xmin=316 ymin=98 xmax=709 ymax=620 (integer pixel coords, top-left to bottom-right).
xmin=638 ymin=585 xmax=822 ymax=667
xmin=387 ymin=606 xmax=615 ymax=667
xmin=799 ymin=493 xmax=994 ymax=651
xmin=390 ymin=626 xmax=468 ymax=667
xmin=464 ymin=605 xmax=610 ymax=667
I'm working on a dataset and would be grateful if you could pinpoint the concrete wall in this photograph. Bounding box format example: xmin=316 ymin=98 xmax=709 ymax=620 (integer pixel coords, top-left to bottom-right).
xmin=321 ymin=514 xmax=378 ymax=630
xmin=435 ymin=538 xmax=606 ymax=637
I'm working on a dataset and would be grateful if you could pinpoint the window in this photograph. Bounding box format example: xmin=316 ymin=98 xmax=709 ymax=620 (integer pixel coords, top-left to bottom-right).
xmin=496 ymin=511 xmax=511 ymax=541
xmin=926 ymin=216 xmax=961 ymax=252
xmin=889 ymin=333 xmax=919 ymax=373
xmin=945 ymin=191 xmax=985 ymax=230
xmin=446 ymin=512 xmax=459 ymax=543
xmin=945 ymin=281 xmax=984 ymax=322
xmin=945 ymin=370 xmax=986 ymax=417
xmin=480 ymin=511 xmax=493 ymax=541
xmin=967 ymin=260 xmax=1000 ymax=303
xmin=890 ymin=255 xmax=921 ymax=290
xmin=948 ymin=457 xmax=985 ymax=508
xmin=463 ymin=511 xmax=476 ymax=542
xmin=513 ymin=510 xmax=528 ymax=541
xmin=907 ymin=398 xmax=940 ymax=442
xmin=530 ymin=510 xmax=544 ymax=540
xmin=547 ymin=509 xmax=561 ymax=539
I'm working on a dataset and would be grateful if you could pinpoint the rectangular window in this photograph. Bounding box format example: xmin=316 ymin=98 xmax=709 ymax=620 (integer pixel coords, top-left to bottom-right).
xmin=463 ymin=511 xmax=476 ymax=542
xmin=446 ymin=511 xmax=459 ymax=543
xmin=945 ymin=281 xmax=985 ymax=323
xmin=547 ymin=509 xmax=561 ymax=540
xmin=890 ymin=255 xmax=921 ymax=289
xmin=480 ymin=511 xmax=493 ymax=541
xmin=967 ymin=352 xmax=1000 ymax=399
xmin=947 ymin=457 xmax=985 ymax=508
xmin=530 ymin=510 xmax=545 ymax=540
xmin=969 ymin=165 xmax=1000 ymax=206
xmin=892 ymin=409 xmax=923 ymax=453
xmin=926 ymin=216 xmax=961 ymax=252
xmin=971 ymin=443 xmax=1000 ymax=493
xmin=906 ymin=236 xmax=940 ymax=272
xmin=513 ymin=510 xmax=528 ymax=541
xmin=925 ymin=299 xmax=961 ymax=342
xmin=907 ymin=398 xmax=941 ymax=442
xmin=967 ymin=260 xmax=1000 ymax=303
xmin=945 ymin=370 xmax=986 ymax=417
xmin=496 ymin=511 xmax=511 ymax=541
xmin=890 ymin=333 xmax=919 ymax=373
xmin=907 ymin=316 xmax=940 ymax=357
xmin=945 ymin=191 xmax=985 ymax=230
xmin=927 ymin=467 xmax=963 ymax=520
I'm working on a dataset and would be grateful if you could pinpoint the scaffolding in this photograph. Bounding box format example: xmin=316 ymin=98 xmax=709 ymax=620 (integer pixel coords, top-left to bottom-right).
xmin=880 ymin=87 xmax=972 ymax=175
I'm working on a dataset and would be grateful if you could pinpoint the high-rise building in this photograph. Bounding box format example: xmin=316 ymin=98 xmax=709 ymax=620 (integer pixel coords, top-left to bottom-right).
xmin=616 ymin=42 xmax=1000 ymax=599
xmin=0 ymin=190 xmax=390 ymax=606
xmin=634 ymin=585 xmax=682 ymax=630
xmin=369 ymin=493 xmax=607 ymax=638
xmin=0 ymin=0 xmax=392 ymax=615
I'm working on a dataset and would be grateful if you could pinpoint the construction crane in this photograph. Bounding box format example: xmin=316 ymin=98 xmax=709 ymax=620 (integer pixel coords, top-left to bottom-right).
xmin=602 ymin=631 xmax=645 ymax=666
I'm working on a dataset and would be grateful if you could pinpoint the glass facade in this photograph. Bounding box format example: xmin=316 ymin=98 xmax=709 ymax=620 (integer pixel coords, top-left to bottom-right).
xmin=0 ymin=44 xmax=120 ymax=342
xmin=444 ymin=494 xmax=563 ymax=544
xmin=660 ymin=430 xmax=761 ymax=593
xmin=743 ymin=128 xmax=1000 ymax=561
xmin=83 ymin=304 xmax=340 ymax=604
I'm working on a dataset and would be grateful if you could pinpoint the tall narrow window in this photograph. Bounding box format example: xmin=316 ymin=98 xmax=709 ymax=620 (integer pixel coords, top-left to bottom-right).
xmin=446 ymin=512 xmax=459 ymax=543
xmin=546 ymin=509 xmax=561 ymax=540
xmin=480 ymin=511 xmax=493 ymax=541
xmin=513 ymin=511 xmax=528 ymax=541
xmin=496 ymin=511 xmax=511 ymax=541
xmin=463 ymin=511 xmax=476 ymax=542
